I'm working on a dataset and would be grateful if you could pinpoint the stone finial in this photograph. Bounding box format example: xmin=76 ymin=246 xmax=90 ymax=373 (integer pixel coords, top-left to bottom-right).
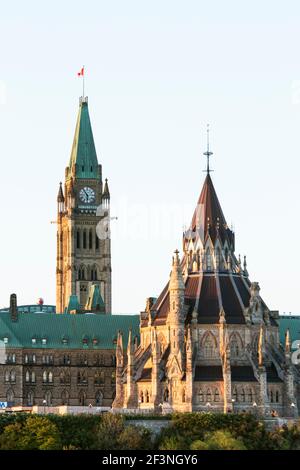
xmin=219 ymin=307 xmax=226 ymax=324
xmin=127 ymin=329 xmax=133 ymax=355
xmin=243 ymin=255 xmax=249 ymax=277
xmin=186 ymin=326 xmax=192 ymax=349
xmin=285 ymin=329 xmax=291 ymax=355
xmin=116 ymin=331 xmax=124 ymax=367
xmin=57 ymin=182 xmax=64 ymax=202
xmin=169 ymin=249 xmax=185 ymax=291
xmin=258 ymin=325 xmax=265 ymax=367
xmin=237 ymin=254 xmax=242 ymax=272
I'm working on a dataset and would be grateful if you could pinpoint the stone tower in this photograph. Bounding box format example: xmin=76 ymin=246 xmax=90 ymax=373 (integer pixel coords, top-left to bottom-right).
xmin=56 ymin=97 xmax=111 ymax=314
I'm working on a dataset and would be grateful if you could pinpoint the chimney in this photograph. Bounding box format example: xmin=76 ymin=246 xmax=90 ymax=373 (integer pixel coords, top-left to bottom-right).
xmin=9 ymin=294 xmax=18 ymax=322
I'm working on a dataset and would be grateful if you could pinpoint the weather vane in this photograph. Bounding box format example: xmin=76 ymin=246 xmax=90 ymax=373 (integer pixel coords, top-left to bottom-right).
xmin=203 ymin=123 xmax=213 ymax=174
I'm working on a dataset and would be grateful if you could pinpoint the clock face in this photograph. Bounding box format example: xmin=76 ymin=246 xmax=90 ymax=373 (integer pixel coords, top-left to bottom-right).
xmin=79 ymin=187 xmax=95 ymax=203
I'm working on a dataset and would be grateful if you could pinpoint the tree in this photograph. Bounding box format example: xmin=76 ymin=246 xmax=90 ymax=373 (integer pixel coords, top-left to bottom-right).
xmin=95 ymin=413 xmax=125 ymax=450
xmin=190 ymin=430 xmax=246 ymax=450
xmin=118 ymin=425 xmax=153 ymax=450
xmin=159 ymin=435 xmax=188 ymax=450
xmin=0 ymin=416 xmax=61 ymax=450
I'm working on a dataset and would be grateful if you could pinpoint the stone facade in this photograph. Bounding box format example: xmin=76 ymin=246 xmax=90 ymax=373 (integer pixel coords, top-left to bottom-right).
xmin=1 ymin=347 xmax=116 ymax=407
xmin=113 ymin=172 xmax=300 ymax=417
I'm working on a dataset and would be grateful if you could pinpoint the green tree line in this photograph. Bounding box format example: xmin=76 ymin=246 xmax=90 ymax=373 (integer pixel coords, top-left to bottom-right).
xmin=0 ymin=412 xmax=299 ymax=450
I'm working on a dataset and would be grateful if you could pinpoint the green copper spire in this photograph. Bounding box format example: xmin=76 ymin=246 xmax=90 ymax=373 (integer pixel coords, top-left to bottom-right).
xmin=68 ymin=97 xmax=99 ymax=179
xmin=85 ymin=285 xmax=105 ymax=313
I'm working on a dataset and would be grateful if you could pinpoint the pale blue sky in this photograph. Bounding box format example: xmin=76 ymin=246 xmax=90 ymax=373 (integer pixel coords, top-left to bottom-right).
xmin=0 ymin=0 xmax=299 ymax=314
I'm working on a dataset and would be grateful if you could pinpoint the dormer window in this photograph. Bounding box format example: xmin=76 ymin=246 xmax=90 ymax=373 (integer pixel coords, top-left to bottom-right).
xmin=82 ymin=336 xmax=88 ymax=345
xmin=32 ymin=338 xmax=37 ymax=345
xmin=3 ymin=337 xmax=8 ymax=344
xmin=92 ymin=338 xmax=99 ymax=345
xmin=42 ymin=338 xmax=47 ymax=345
xmin=62 ymin=336 xmax=68 ymax=345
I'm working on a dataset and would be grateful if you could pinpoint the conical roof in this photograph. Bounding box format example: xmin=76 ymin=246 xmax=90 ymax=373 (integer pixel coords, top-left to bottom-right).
xmin=188 ymin=173 xmax=234 ymax=246
xmin=69 ymin=98 xmax=99 ymax=179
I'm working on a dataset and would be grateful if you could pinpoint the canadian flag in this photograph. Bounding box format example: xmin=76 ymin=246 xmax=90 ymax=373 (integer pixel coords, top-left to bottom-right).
xmin=77 ymin=67 xmax=84 ymax=76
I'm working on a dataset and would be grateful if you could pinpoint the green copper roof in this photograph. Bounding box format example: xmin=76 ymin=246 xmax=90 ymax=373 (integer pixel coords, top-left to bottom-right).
xmin=0 ymin=312 xmax=139 ymax=350
xmin=279 ymin=316 xmax=300 ymax=349
xmin=69 ymin=98 xmax=99 ymax=179
xmin=65 ymin=295 xmax=81 ymax=314
xmin=85 ymin=285 xmax=105 ymax=312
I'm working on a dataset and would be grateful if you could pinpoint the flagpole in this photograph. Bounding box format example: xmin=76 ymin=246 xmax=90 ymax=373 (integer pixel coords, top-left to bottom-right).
xmin=83 ymin=65 xmax=85 ymax=98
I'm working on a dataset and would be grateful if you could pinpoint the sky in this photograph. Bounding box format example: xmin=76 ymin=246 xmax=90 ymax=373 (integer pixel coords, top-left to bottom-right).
xmin=0 ymin=0 xmax=299 ymax=314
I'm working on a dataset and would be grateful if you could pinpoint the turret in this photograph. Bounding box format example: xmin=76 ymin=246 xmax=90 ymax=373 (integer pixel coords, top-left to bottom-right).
xmin=102 ymin=178 xmax=110 ymax=209
xmin=185 ymin=326 xmax=193 ymax=411
xmin=167 ymin=249 xmax=185 ymax=354
xmin=125 ymin=329 xmax=137 ymax=408
xmin=257 ymin=325 xmax=269 ymax=415
xmin=57 ymin=182 xmax=65 ymax=214
xmin=151 ymin=328 xmax=161 ymax=409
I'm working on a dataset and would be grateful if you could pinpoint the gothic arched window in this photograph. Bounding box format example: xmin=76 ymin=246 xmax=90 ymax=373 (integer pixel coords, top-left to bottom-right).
xmin=79 ymin=391 xmax=86 ymax=406
xmin=233 ymin=387 xmax=238 ymax=402
xmin=206 ymin=388 xmax=212 ymax=403
xmin=202 ymin=333 xmax=216 ymax=358
xmin=45 ymin=391 xmax=52 ymax=406
xmin=146 ymin=390 xmax=150 ymax=403
xmin=27 ymin=391 xmax=34 ymax=406
xmin=6 ymin=389 xmax=14 ymax=404
xmin=83 ymin=230 xmax=87 ymax=249
xmin=214 ymin=388 xmax=220 ymax=402
xmin=198 ymin=389 xmax=204 ymax=403
xmin=275 ymin=390 xmax=280 ymax=403
xmin=5 ymin=370 xmax=10 ymax=382
xmin=206 ymin=248 xmax=211 ymax=271
xmin=248 ymin=388 xmax=253 ymax=403
xmin=94 ymin=371 xmax=105 ymax=385
xmin=61 ymin=390 xmax=69 ymax=406
xmin=89 ymin=230 xmax=93 ymax=250
xmin=163 ymin=388 xmax=169 ymax=402
xmin=140 ymin=390 xmax=144 ymax=403
xmin=95 ymin=391 xmax=103 ymax=406
xmin=42 ymin=371 xmax=47 ymax=383
xmin=230 ymin=334 xmax=241 ymax=358
xmin=240 ymin=388 xmax=246 ymax=402
xmin=78 ymin=266 xmax=86 ymax=281
xmin=216 ymin=247 xmax=221 ymax=268
xmin=196 ymin=249 xmax=201 ymax=270
xmin=77 ymin=230 xmax=81 ymax=249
